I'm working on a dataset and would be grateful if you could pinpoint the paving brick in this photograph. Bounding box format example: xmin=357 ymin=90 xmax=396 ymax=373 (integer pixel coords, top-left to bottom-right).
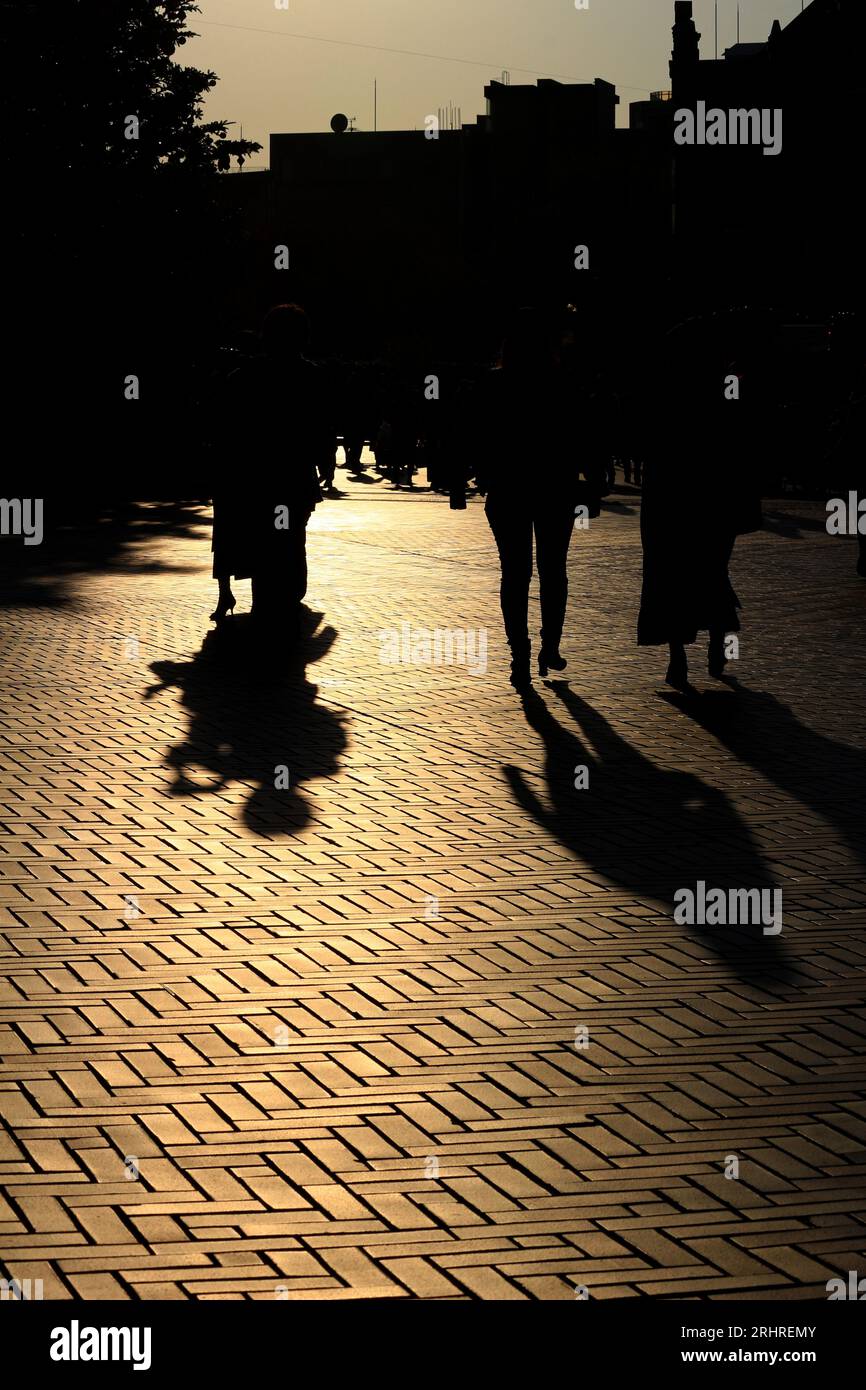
xmin=1 ymin=489 xmax=865 ymax=1301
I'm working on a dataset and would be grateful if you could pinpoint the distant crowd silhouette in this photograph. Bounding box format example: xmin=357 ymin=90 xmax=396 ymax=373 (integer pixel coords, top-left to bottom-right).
xmin=206 ymin=301 xmax=865 ymax=693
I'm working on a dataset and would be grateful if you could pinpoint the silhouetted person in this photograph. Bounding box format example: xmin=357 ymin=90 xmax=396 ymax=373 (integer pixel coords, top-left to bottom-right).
xmin=459 ymin=307 xmax=604 ymax=690
xmin=206 ymin=333 xmax=261 ymax=623
xmin=638 ymin=315 xmax=764 ymax=690
xmin=211 ymin=496 xmax=239 ymax=622
xmin=344 ymin=432 xmax=365 ymax=473
xmin=342 ymin=366 xmax=369 ymax=474
xmin=374 ymin=379 xmax=418 ymax=488
xmin=214 ymin=304 xmax=329 ymax=632
xmin=319 ymin=441 xmax=339 ymax=495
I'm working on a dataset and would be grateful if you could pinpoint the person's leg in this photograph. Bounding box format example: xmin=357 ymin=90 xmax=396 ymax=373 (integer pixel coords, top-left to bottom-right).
xmin=535 ymin=506 xmax=576 ymax=662
xmin=211 ymin=572 xmax=236 ymax=622
xmin=252 ymin=547 xmax=306 ymax=633
xmin=320 ymin=447 xmax=337 ymax=493
xmin=250 ymin=573 xmax=274 ymax=624
xmin=666 ymin=640 xmax=689 ymax=690
xmin=486 ymin=502 xmax=533 ymax=683
xmin=211 ymin=496 xmax=237 ymax=621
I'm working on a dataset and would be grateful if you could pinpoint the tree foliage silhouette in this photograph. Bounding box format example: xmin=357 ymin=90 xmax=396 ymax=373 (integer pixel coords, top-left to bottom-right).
xmin=5 ymin=1 xmax=261 ymax=474
xmin=7 ymin=0 xmax=258 ymax=175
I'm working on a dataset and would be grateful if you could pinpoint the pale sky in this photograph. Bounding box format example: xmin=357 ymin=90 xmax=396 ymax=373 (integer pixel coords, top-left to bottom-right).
xmin=187 ymin=0 xmax=809 ymax=164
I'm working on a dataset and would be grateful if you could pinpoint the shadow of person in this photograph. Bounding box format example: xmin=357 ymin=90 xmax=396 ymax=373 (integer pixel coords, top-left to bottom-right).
xmin=144 ymin=607 xmax=347 ymax=836
xmin=671 ymin=685 xmax=866 ymax=876
xmin=504 ymin=684 xmax=793 ymax=984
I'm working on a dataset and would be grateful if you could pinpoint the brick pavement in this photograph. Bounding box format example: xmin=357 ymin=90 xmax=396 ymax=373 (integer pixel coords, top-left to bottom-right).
xmin=1 ymin=474 xmax=865 ymax=1300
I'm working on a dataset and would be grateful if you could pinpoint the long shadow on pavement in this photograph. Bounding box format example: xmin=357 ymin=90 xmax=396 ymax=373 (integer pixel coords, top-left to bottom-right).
xmin=0 ymin=499 xmax=208 ymax=609
xmin=671 ymin=684 xmax=866 ymax=877
xmin=505 ymin=683 xmax=794 ymax=985
xmin=145 ymin=607 xmax=347 ymax=836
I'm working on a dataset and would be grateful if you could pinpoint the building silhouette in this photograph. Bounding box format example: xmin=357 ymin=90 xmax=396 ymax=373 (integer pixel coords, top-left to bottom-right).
xmin=217 ymin=0 xmax=863 ymax=356
xmin=666 ymin=0 xmax=864 ymax=309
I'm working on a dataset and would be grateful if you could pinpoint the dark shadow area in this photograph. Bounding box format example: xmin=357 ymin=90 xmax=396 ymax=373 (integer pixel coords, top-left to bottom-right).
xmin=505 ymin=683 xmax=794 ymax=984
xmin=600 ymin=500 xmax=639 ymax=517
xmin=341 ymin=472 xmax=380 ymax=485
xmin=145 ymin=608 xmax=347 ymax=836
xmin=671 ymin=685 xmax=866 ymax=876
xmin=761 ymin=509 xmax=833 ymax=539
xmin=0 ymin=500 xmax=208 ymax=610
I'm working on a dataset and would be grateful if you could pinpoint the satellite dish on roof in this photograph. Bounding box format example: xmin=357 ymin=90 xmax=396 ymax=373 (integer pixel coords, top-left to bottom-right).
xmin=330 ymin=113 xmax=349 ymax=134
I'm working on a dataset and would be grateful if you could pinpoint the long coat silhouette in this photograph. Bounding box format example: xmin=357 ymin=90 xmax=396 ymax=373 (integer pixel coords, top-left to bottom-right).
xmin=638 ymin=317 xmax=764 ymax=650
xmin=213 ymin=305 xmax=331 ymax=623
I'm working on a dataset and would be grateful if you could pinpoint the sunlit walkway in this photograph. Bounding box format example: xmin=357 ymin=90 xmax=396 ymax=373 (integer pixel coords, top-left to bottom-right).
xmin=1 ymin=476 xmax=865 ymax=1300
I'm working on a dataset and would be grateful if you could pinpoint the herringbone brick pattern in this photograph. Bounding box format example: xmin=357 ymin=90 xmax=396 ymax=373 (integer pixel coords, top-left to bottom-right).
xmin=1 ymin=480 xmax=865 ymax=1300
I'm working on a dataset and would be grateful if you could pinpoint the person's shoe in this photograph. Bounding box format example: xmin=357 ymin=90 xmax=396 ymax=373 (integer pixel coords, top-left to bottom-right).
xmin=665 ymin=651 xmax=690 ymax=691
xmin=538 ymin=648 xmax=567 ymax=678
xmin=210 ymin=596 xmax=236 ymax=624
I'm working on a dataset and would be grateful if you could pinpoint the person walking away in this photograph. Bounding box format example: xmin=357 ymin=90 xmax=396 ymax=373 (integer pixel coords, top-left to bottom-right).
xmin=638 ymin=316 xmax=764 ymax=689
xmin=458 ymin=307 xmax=605 ymax=691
